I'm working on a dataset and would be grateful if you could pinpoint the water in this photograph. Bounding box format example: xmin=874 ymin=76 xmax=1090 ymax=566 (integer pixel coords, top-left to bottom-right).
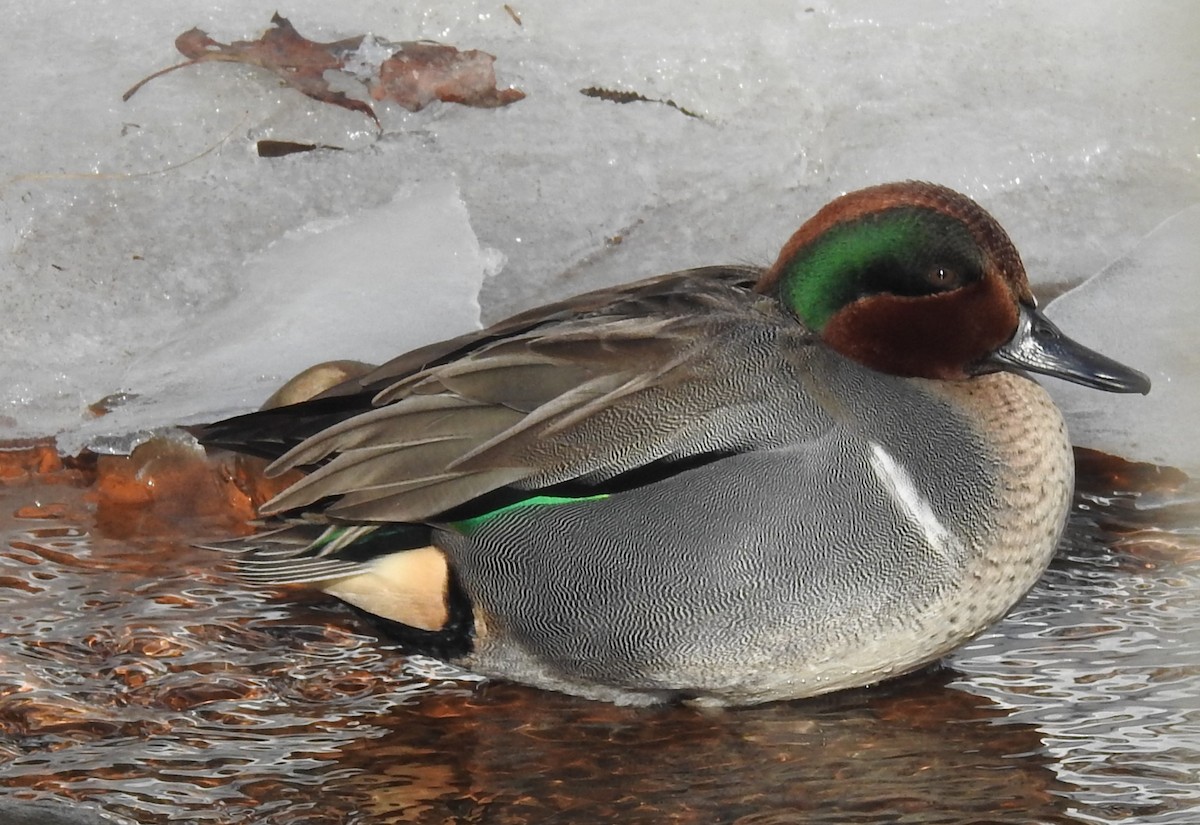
xmin=0 ymin=444 xmax=1197 ymax=824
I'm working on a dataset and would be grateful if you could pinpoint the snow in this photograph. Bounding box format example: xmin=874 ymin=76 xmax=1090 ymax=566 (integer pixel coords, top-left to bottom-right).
xmin=1 ymin=1 xmax=1196 ymax=468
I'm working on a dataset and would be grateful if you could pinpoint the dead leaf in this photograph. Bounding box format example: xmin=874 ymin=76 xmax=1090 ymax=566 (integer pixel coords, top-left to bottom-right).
xmin=1073 ymin=446 xmax=1190 ymax=496
xmin=580 ymin=86 xmax=700 ymax=119
xmin=125 ymin=14 xmax=524 ymax=124
xmin=125 ymin=14 xmax=378 ymax=126
xmin=0 ymin=439 xmax=64 ymax=479
xmin=373 ymin=42 xmax=526 ymax=111
xmin=87 ymin=391 xmax=139 ymax=418
xmin=256 ymin=140 xmax=343 ymax=158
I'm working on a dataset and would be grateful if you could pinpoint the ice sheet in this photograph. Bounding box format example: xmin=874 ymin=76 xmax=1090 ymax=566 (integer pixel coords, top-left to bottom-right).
xmin=0 ymin=1 xmax=1196 ymax=466
xmin=53 ymin=178 xmax=491 ymax=456
xmin=1046 ymin=206 xmax=1200 ymax=471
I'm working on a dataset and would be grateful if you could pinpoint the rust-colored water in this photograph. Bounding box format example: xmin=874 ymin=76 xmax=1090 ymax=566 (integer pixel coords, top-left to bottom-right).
xmin=0 ymin=440 xmax=1197 ymax=824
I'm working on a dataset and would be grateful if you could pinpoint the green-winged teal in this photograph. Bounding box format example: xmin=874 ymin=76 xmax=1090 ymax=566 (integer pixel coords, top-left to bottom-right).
xmin=198 ymin=181 xmax=1150 ymax=706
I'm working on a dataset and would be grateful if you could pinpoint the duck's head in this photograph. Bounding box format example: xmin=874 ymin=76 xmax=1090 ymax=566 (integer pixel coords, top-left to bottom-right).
xmin=757 ymin=181 xmax=1150 ymax=394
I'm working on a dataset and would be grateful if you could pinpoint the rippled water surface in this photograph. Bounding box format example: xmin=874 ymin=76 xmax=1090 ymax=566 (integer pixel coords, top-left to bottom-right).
xmin=1 ymin=445 xmax=1197 ymax=824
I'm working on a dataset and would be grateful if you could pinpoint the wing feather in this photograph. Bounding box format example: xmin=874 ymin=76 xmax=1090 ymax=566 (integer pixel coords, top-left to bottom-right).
xmin=229 ymin=265 xmax=806 ymax=523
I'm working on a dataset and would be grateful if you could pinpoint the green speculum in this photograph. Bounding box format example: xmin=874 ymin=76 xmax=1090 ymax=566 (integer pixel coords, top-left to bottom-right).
xmin=449 ymin=492 xmax=610 ymax=537
xmin=779 ymin=207 xmax=982 ymax=331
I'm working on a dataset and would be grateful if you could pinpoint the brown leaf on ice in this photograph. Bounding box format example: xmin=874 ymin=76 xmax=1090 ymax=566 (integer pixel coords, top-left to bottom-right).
xmin=125 ymin=14 xmax=379 ymax=126
xmin=581 ymin=86 xmax=700 ymax=119
xmin=372 ymin=42 xmax=526 ymax=111
xmin=256 ymin=140 xmax=344 ymax=158
xmin=124 ymin=14 xmax=525 ymax=124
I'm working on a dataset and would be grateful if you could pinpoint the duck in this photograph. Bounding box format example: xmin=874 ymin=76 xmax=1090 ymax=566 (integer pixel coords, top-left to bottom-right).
xmin=196 ymin=181 xmax=1151 ymax=706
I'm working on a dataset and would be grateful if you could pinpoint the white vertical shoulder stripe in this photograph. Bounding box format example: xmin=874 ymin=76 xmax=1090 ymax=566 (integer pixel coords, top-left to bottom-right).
xmin=867 ymin=440 xmax=960 ymax=562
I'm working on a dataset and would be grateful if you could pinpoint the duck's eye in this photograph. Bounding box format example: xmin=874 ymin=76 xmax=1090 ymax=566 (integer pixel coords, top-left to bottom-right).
xmin=926 ymin=266 xmax=963 ymax=291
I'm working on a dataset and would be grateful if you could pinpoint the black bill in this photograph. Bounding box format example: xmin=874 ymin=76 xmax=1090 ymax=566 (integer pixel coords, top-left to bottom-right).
xmin=986 ymin=304 xmax=1151 ymax=394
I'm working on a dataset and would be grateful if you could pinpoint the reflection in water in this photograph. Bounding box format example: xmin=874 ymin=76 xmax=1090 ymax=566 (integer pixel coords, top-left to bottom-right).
xmin=329 ymin=672 xmax=1082 ymax=825
xmin=0 ymin=446 xmax=1196 ymax=824
xmin=950 ymin=455 xmax=1200 ymax=825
